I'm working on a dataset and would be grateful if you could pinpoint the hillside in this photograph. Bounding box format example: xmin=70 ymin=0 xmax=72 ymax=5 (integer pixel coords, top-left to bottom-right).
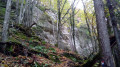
xmin=0 ymin=26 xmax=84 ymax=67
xmin=1 ymin=0 xmax=119 ymax=67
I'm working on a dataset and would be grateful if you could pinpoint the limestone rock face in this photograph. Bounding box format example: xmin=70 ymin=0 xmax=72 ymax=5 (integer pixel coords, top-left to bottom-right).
xmin=32 ymin=5 xmax=94 ymax=57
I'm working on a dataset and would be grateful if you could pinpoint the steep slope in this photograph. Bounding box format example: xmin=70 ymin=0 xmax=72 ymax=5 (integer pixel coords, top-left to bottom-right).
xmin=0 ymin=24 xmax=85 ymax=67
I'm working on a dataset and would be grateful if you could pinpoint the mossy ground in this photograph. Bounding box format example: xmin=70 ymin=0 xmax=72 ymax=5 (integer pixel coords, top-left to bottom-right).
xmin=0 ymin=24 xmax=85 ymax=67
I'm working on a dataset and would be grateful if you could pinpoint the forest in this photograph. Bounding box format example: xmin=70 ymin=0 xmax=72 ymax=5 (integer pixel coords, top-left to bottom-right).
xmin=0 ymin=0 xmax=120 ymax=67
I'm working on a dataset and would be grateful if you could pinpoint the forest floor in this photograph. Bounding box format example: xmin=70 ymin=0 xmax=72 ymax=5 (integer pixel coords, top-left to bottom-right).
xmin=0 ymin=24 xmax=100 ymax=67
xmin=0 ymin=42 xmax=84 ymax=67
xmin=0 ymin=23 xmax=85 ymax=67
xmin=0 ymin=26 xmax=84 ymax=67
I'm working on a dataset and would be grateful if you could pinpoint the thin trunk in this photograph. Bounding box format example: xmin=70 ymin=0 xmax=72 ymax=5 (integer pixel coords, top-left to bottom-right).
xmin=91 ymin=13 xmax=98 ymax=52
xmin=61 ymin=0 xmax=76 ymax=20
xmin=18 ymin=0 xmax=24 ymax=24
xmin=60 ymin=0 xmax=67 ymax=14
xmin=94 ymin=0 xmax=115 ymax=67
xmin=57 ymin=0 xmax=61 ymax=48
xmin=21 ymin=0 xmax=28 ymax=23
xmin=70 ymin=13 xmax=76 ymax=52
xmin=71 ymin=3 xmax=76 ymax=52
xmin=16 ymin=0 xmax=19 ymax=23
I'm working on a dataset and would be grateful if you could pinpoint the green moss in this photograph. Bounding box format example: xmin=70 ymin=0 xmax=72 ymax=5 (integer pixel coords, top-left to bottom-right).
xmin=32 ymin=26 xmax=43 ymax=33
xmin=15 ymin=32 xmax=27 ymax=39
xmin=0 ymin=5 xmax=6 ymax=23
xmin=41 ymin=41 xmax=46 ymax=45
xmin=44 ymin=12 xmax=51 ymax=20
xmin=32 ymin=35 xmax=42 ymax=41
xmin=6 ymin=45 xmax=14 ymax=52
xmin=54 ymin=20 xmax=57 ymax=23
xmin=8 ymin=28 xmax=28 ymax=43
xmin=38 ymin=6 xmax=46 ymax=12
xmin=8 ymin=37 xmax=21 ymax=44
xmin=63 ymin=53 xmax=83 ymax=63
xmin=0 ymin=7 xmax=5 ymax=15
xmin=49 ymin=48 xmax=56 ymax=53
xmin=32 ymin=45 xmax=49 ymax=54
xmin=49 ymin=54 xmax=60 ymax=63
xmin=29 ymin=37 xmax=39 ymax=42
xmin=0 ymin=20 xmax=3 ymax=24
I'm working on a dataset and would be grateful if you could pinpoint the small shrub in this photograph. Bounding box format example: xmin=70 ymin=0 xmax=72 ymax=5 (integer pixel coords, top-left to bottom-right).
xmin=49 ymin=48 xmax=56 ymax=53
xmin=34 ymin=46 xmax=49 ymax=54
xmin=55 ymin=44 xmax=58 ymax=47
xmin=41 ymin=41 xmax=46 ymax=45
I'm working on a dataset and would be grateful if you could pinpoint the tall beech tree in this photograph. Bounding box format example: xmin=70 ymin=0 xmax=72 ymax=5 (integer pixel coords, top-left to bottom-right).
xmin=93 ymin=0 xmax=115 ymax=67
xmin=16 ymin=0 xmax=19 ymax=23
xmin=2 ymin=0 xmax=12 ymax=42
xmin=57 ymin=0 xmax=62 ymax=48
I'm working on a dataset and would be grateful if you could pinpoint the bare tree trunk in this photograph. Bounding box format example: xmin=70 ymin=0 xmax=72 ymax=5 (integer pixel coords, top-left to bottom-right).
xmin=18 ymin=0 xmax=24 ymax=24
xmin=21 ymin=0 xmax=28 ymax=23
xmin=91 ymin=13 xmax=99 ymax=52
xmin=106 ymin=16 xmax=113 ymax=36
xmin=23 ymin=0 xmax=34 ymax=28
xmin=70 ymin=13 xmax=76 ymax=52
xmin=2 ymin=0 xmax=12 ymax=42
xmin=57 ymin=0 xmax=62 ymax=48
xmin=71 ymin=3 xmax=76 ymax=52
xmin=16 ymin=0 xmax=19 ymax=23
xmin=94 ymin=0 xmax=115 ymax=67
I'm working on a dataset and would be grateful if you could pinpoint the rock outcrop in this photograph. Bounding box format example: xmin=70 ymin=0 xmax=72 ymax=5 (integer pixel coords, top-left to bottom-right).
xmin=32 ymin=4 xmax=94 ymax=57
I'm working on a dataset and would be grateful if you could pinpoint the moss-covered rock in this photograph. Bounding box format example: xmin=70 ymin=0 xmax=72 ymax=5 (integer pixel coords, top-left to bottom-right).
xmin=0 ymin=2 xmax=6 ymax=24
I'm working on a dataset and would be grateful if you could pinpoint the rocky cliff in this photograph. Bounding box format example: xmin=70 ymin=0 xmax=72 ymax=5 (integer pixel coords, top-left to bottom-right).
xmin=32 ymin=4 xmax=94 ymax=57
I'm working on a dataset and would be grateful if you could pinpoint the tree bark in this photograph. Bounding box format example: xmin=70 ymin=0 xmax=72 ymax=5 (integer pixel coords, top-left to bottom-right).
xmin=18 ymin=0 xmax=24 ymax=24
xmin=71 ymin=3 xmax=76 ymax=52
xmin=2 ymin=0 xmax=12 ymax=42
xmin=16 ymin=0 xmax=19 ymax=23
xmin=93 ymin=0 xmax=115 ymax=67
xmin=57 ymin=0 xmax=62 ymax=48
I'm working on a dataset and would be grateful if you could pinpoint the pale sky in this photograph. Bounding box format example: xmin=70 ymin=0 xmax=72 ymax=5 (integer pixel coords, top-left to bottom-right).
xmin=68 ymin=0 xmax=84 ymax=10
